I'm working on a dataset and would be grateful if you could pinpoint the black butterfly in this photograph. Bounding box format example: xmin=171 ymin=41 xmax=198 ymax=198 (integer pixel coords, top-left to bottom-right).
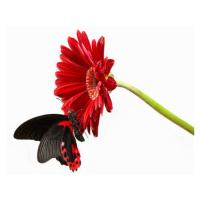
xmin=14 ymin=112 xmax=84 ymax=172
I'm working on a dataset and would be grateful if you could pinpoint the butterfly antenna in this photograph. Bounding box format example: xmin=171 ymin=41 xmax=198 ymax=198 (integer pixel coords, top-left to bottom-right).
xmin=56 ymin=98 xmax=63 ymax=104
xmin=85 ymin=131 xmax=89 ymax=138
xmin=75 ymin=109 xmax=82 ymax=115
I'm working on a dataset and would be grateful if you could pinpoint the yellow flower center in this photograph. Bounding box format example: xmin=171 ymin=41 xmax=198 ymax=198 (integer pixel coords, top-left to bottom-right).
xmin=86 ymin=67 xmax=98 ymax=100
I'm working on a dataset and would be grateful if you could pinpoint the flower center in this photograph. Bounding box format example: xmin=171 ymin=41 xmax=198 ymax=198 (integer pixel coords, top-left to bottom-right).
xmin=86 ymin=67 xmax=99 ymax=100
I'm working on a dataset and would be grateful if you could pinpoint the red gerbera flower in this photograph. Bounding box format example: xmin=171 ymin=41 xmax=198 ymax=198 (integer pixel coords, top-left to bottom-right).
xmin=54 ymin=30 xmax=117 ymax=137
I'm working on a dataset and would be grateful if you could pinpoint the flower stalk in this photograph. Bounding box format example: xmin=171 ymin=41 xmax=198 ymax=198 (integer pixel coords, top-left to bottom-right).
xmin=116 ymin=80 xmax=194 ymax=135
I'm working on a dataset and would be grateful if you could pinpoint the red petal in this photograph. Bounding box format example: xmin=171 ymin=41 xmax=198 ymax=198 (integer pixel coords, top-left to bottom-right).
xmin=92 ymin=109 xmax=99 ymax=122
xmin=94 ymin=61 xmax=106 ymax=82
xmin=76 ymin=44 xmax=92 ymax=66
xmin=91 ymin=109 xmax=100 ymax=137
xmin=81 ymin=43 xmax=96 ymax=67
xmin=104 ymin=92 xmax=113 ymax=112
xmin=105 ymin=59 xmax=115 ymax=75
xmin=105 ymin=77 xmax=117 ymax=91
xmin=92 ymin=39 xmax=100 ymax=62
xmin=80 ymin=103 xmax=93 ymax=129
xmin=87 ymin=123 xmax=91 ymax=135
xmin=77 ymin=99 xmax=92 ymax=119
xmin=97 ymin=93 xmax=103 ymax=108
xmin=55 ymin=71 xmax=85 ymax=85
xmin=87 ymin=51 xmax=96 ymax=67
xmin=57 ymin=62 xmax=87 ymax=74
xmin=81 ymin=100 xmax=95 ymax=128
xmin=76 ymin=30 xmax=83 ymax=44
xmin=97 ymin=36 xmax=105 ymax=61
xmin=66 ymin=38 xmax=91 ymax=68
xmin=55 ymin=71 xmax=84 ymax=79
xmin=61 ymin=45 xmax=88 ymax=68
xmin=54 ymin=83 xmax=86 ymax=99
xmin=103 ymin=57 xmax=108 ymax=66
xmin=100 ymin=97 xmax=104 ymax=115
xmin=68 ymin=37 xmax=81 ymax=56
xmin=82 ymin=31 xmax=91 ymax=52
xmin=61 ymin=90 xmax=88 ymax=111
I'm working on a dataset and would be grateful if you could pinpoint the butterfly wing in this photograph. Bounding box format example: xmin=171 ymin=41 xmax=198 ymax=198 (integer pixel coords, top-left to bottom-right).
xmin=37 ymin=123 xmax=70 ymax=163
xmin=14 ymin=114 xmax=69 ymax=141
xmin=37 ymin=121 xmax=81 ymax=171
xmin=59 ymin=122 xmax=81 ymax=171
xmin=56 ymin=156 xmax=68 ymax=166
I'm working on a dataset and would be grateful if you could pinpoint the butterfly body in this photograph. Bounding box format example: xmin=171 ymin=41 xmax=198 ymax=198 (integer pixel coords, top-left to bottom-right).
xmin=14 ymin=113 xmax=84 ymax=172
xmin=68 ymin=110 xmax=85 ymax=142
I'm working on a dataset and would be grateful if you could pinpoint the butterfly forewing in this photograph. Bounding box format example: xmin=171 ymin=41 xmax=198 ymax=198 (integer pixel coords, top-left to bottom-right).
xmin=14 ymin=114 xmax=69 ymax=141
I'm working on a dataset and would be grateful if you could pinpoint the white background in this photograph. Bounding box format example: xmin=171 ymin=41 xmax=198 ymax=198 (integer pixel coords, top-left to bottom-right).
xmin=1 ymin=0 xmax=200 ymax=200
xmin=6 ymin=27 xmax=194 ymax=174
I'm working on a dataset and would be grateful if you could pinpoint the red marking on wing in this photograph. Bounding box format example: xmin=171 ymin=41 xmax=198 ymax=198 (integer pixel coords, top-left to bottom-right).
xmin=61 ymin=142 xmax=81 ymax=171
xmin=58 ymin=121 xmax=73 ymax=133
xmin=58 ymin=121 xmax=72 ymax=128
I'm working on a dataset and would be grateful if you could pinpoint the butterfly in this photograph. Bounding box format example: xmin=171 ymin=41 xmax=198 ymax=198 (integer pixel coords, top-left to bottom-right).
xmin=14 ymin=112 xmax=84 ymax=172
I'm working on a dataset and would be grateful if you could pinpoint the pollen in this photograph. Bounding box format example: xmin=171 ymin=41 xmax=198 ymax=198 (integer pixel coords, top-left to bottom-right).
xmin=86 ymin=67 xmax=98 ymax=100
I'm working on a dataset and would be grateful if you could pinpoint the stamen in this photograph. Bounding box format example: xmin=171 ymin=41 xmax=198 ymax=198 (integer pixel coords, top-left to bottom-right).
xmin=86 ymin=67 xmax=98 ymax=100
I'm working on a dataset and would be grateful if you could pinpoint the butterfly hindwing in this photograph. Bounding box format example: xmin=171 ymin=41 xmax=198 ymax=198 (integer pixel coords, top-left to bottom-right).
xmin=59 ymin=122 xmax=81 ymax=171
xmin=14 ymin=114 xmax=69 ymax=141
xmin=37 ymin=120 xmax=81 ymax=171
xmin=37 ymin=122 xmax=70 ymax=163
xmin=56 ymin=156 xmax=68 ymax=166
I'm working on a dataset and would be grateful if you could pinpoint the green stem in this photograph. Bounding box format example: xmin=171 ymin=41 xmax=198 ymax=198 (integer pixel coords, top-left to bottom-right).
xmin=116 ymin=80 xmax=194 ymax=135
